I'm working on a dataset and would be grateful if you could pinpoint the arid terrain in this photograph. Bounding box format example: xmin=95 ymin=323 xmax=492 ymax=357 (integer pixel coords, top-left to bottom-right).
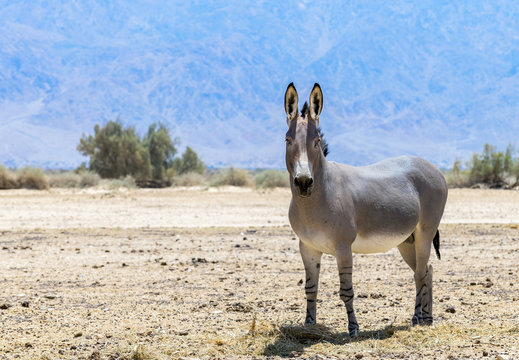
xmin=1 ymin=187 xmax=519 ymax=359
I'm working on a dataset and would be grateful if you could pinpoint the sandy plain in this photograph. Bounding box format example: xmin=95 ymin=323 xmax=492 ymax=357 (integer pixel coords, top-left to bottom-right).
xmin=0 ymin=187 xmax=518 ymax=359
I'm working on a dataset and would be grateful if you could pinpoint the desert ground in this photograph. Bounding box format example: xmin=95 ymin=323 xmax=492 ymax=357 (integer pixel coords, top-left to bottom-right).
xmin=1 ymin=187 xmax=519 ymax=359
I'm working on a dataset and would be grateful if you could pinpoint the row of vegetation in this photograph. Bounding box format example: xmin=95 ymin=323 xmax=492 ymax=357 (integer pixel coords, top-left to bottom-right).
xmin=446 ymin=143 xmax=519 ymax=189
xmin=0 ymin=165 xmax=289 ymax=190
xmin=2 ymin=119 xmax=517 ymax=191
xmin=1 ymin=119 xmax=289 ymax=190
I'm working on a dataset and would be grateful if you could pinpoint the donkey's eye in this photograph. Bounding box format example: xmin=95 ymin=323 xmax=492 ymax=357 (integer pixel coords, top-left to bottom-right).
xmin=285 ymin=137 xmax=293 ymax=145
xmin=314 ymin=138 xmax=321 ymax=148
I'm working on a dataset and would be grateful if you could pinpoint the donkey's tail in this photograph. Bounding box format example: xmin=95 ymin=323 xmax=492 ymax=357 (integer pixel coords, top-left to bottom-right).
xmin=433 ymin=230 xmax=441 ymax=260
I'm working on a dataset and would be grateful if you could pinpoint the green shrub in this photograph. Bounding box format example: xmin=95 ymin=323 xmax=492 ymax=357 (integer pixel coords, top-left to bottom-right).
xmin=254 ymin=169 xmax=289 ymax=188
xmin=0 ymin=165 xmax=18 ymax=189
xmin=78 ymin=119 xmax=152 ymax=179
xmin=144 ymin=123 xmax=179 ymax=181
xmin=451 ymin=143 xmax=519 ymax=188
xmin=210 ymin=168 xmax=253 ymax=187
xmin=48 ymin=172 xmax=81 ymax=188
xmin=17 ymin=167 xmax=49 ymax=190
xmin=172 ymin=146 xmax=206 ymax=175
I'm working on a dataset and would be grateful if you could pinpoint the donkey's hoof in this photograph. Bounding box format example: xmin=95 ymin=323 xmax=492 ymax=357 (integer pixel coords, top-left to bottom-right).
xmin=422 ymin=317 xmax=433 ymax=326
xmin=411 ymin=315 xmax=422 ymax=326
xmin=304 ymin=319 xmax=316 ymax=326
xmin=349 ymin=328 xmax=358 ymax=337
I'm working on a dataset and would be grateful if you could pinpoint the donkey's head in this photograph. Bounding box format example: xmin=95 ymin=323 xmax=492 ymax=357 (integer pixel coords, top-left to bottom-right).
xmin=284 ymin=83 xmax=326 ymax=198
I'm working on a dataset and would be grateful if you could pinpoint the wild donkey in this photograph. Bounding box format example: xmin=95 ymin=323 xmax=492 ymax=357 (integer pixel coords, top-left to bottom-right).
xmin=284 ymin=83 xmax=448 ymax=336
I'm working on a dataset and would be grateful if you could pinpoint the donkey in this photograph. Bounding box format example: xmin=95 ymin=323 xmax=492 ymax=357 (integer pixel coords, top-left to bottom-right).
xmin=284 ymin=83 xmax=448 ymax=336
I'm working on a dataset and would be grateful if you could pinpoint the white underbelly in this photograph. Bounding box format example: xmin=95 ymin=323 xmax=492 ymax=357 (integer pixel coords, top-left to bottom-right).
xmin=351 ymin=232 xmax=408 ymax=254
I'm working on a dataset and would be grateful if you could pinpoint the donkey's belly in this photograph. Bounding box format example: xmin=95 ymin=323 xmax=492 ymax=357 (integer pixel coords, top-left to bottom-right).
xmin=351 ymin=232 xmax=408 ymax=254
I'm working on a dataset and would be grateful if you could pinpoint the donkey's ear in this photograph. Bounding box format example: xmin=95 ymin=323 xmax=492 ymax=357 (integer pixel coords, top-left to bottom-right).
xmin=284 ymin=82 xmax=299 ymax=125
xmin=309 ymin=83 xmax=323 ymax=126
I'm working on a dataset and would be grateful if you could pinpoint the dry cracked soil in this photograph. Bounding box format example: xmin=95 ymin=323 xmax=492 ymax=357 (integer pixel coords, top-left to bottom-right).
xmin=1 ymin=187 xmax=519 ymax=359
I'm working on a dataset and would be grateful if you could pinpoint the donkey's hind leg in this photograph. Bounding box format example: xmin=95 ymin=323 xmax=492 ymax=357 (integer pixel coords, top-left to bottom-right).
xmin=398 ymin=236 xmax=422 ymax=325
xmin=411 ymin=227 xmax=435 ymax=326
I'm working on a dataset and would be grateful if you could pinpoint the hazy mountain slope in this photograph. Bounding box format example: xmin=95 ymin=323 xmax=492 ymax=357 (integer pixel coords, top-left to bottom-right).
xmin=1 ymin=1 xmax=518 ymax=169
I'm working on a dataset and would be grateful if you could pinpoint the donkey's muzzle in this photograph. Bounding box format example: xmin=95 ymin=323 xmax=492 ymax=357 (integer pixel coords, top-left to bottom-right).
xmin=294 ymin=175 xmax=314 ymax=197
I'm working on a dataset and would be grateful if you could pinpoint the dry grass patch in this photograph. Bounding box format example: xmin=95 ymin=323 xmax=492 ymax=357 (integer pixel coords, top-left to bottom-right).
xmin=173 ymin=171 xmax=207 ymax=187
xmin=202 ymin=318 xmax=518 ymax=358
xmin=0 ymin=164 xmax=18 ymax=189
xmin=254 ymin=169 xmax=289 ymax=188
xmin=210 ymin=167 xmax=253 ymax=187
xmin=48 ymin=171 xmax=81 ymax=188
xmin=17 ymin=167 xmax=49 ymax=190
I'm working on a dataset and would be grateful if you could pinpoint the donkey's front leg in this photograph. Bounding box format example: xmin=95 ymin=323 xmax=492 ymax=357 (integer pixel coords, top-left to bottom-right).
xmin=336 ymin=246 xmax=358 ymax=337
xmin=299 ymin=241 xmax=322 ymax=325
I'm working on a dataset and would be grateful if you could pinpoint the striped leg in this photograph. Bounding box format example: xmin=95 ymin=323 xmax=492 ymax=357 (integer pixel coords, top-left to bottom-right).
xmin=299 ymin=241 xmax=322 ymax=325
xmin=412 ymin=228 xmax=434 ymax=326
xmin=336 ymin=246 xmax=358 ymax=337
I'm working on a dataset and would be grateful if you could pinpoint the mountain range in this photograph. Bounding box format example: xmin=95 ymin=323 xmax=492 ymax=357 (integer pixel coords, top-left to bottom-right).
xmin=1 ymin=1 xmax=518 ymax=169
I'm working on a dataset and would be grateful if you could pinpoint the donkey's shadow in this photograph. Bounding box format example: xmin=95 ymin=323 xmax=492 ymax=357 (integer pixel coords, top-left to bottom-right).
xmin=263 ymin=323 xmax=408 ymax=357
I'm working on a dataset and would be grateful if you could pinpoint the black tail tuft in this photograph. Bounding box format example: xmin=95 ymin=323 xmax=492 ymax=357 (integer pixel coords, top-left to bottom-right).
xmin=433 ymin=230 xmax=441 ymax=260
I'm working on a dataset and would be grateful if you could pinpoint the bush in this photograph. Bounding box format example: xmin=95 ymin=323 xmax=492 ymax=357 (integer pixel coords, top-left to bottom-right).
xmin=100 ymin=175 xmax=136 ymax=189
xmin=48 ymin=172 xmax=81 ymax=188
xmin=0 ymin=165 xmax=18 ymax=189
xmin=78 ymin=119 xmax=152 ymax=179
xmin=79 ymin=172 xmax=101 ymax=188
xmin=17 ymin=167 xmax=49 ymax=190
xmin=210 ymin=168 xmax=253 ymax=187
xmin=254 ymin=169 xmax=289 ymax=188
xmin=172 ymin=146 xmax=206 ymax=175
xmin=450 ymin=143 xmax=519 ymax=188
xmin=144 ymin=123 xmax=179 ymax=181
xmin=173 ymin=171 xmax=207 ymax=187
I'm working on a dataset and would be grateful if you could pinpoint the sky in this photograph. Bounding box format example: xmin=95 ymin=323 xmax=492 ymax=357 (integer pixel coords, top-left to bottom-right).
xmin=1 ymin=1 xmax=518 ymax=169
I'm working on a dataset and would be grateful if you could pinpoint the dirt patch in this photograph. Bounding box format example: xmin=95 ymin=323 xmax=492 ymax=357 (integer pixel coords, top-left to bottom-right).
xmin=0 ymin=188 xmax=518 ymax=359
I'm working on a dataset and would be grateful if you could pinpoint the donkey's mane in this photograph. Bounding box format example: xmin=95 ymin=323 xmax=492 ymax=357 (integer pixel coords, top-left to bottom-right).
xmin=301 ymin=101 xmax=329 ymax=157
xmin=301 ymin=102 xmax=309 ymax=118
xmin=318 ymin=128 xmax=329 ymax=157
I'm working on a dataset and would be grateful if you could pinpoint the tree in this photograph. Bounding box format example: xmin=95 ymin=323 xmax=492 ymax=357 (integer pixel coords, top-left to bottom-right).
xmin=144 ymin=123 xmax=178 ymax=181
xmin=78 ymin=119 xmax=151 ymax=179
xmin=172 ymin=146 xmax=206 ymax=175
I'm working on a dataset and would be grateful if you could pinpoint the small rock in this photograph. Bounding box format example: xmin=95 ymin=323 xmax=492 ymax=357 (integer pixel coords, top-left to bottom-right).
xmin=355 ymin=354 xmax=364 ymax=359
xmin=482 ymin=350 xmax=488 ymax=356
xmin=70 ymin=345 xmax=77 ymax=350
xmin=25 ymin=343 xmax=32 ymax=348
xmin=160 ymin=262 xmax=167 ymax=266
xmin=0 ymin=304 xmax=11 ymax=310
xmin=122 ymin=263 xmax=128 ymax=267
xmin=297 ymin=279 xmax=303 ymax=286
xmin=21 ymin=301 xmax=29 ymax=308
xmin=226 ymin=302 xmax=252 ymax=312
xmin=289 ymin=351 xmax=301 ymax=358
xmin=89 ymin=350 xmax=101 ymax=360
xmin=74 ymin=332 xmax=83 ymax=338
xmin=445 ymin=306 xmax=456 ymax=313
xmin=178 ymin=330 xmax=189 ymax=336
xmin=44 ymin=295 xmax=56 ymax=300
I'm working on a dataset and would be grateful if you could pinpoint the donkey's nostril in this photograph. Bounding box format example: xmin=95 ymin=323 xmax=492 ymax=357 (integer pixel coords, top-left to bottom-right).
xmin=294 ymin=176 xmax=313 ymax=192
